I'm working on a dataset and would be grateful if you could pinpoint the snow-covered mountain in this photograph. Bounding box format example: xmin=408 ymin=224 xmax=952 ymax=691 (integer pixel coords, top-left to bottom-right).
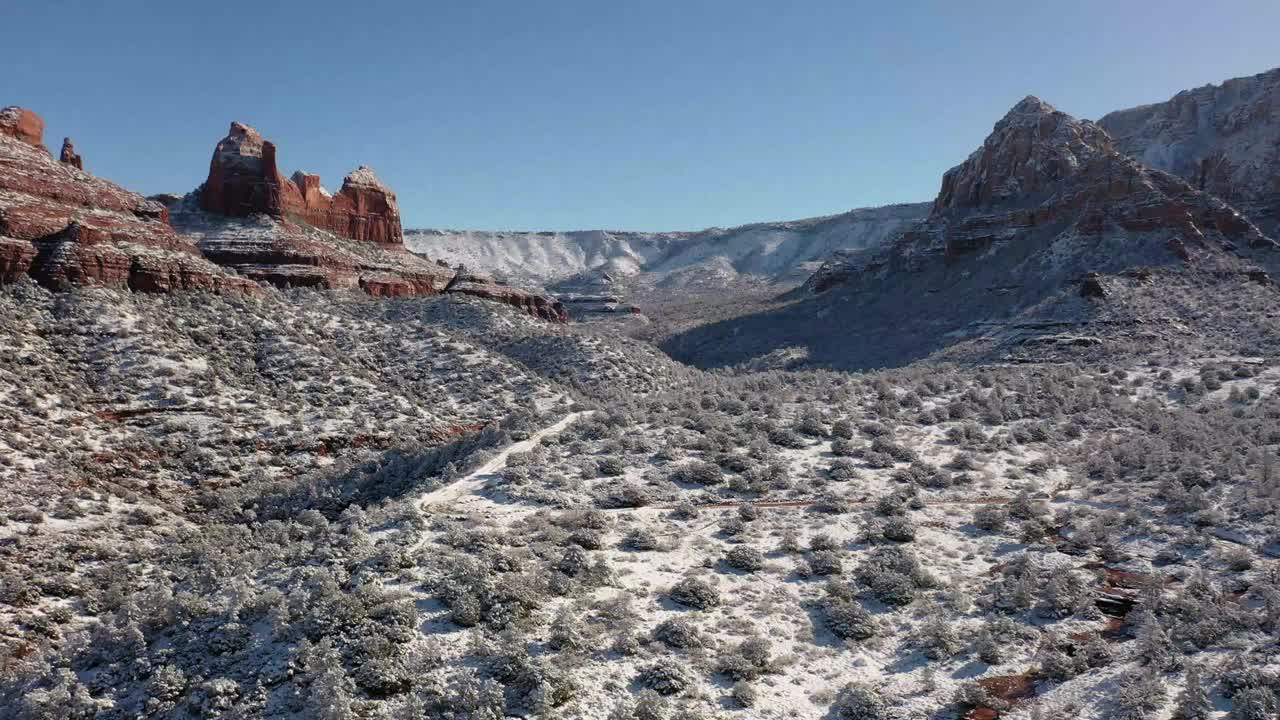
xmin=404 ymin=203 xmax=929 ymax=288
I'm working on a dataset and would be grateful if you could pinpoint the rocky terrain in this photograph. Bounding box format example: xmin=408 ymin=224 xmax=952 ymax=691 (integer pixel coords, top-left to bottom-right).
xmin=1 ymin=107 xmax=565 ymax=322
xmin=2 ymin=67 xmax=1280 ymax=720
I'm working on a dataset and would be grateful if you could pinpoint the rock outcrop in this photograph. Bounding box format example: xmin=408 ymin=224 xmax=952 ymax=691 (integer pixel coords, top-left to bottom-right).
xmin=59 ymin=137 xmax=82 ymax=170
xmin=444 ymin=269 xmax=568 ymax=322
xmin=177 ymin=123 xmax=460 ymax=301
xmin=0 ymin=106 xmax=45 ymax=149
xmin=200 ymin=122 xmax=402 ymax=245
xmin=174 ymin=122 xmax=566 ymax=320
xmin=167 ymin=192 xmax=453 ymax=296
xmin=1099 ymin=67 xmax=1280 ymax=237
xmin=0 ymin=107 xmax=257 ymax=294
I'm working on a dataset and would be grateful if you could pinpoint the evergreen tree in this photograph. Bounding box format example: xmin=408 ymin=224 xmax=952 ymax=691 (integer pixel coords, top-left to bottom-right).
xmin=1172 ymin=664 xmax=1213 ymax=720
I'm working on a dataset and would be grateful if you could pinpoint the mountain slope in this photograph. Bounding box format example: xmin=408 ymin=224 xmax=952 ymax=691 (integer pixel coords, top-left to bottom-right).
xmin=404 ymin=202 xmax=929 ymax=288
xmin=663 ymin=96 xmax=1280 ymax=370
xmin=1098 ymin=67 xmax=1280 ymax=237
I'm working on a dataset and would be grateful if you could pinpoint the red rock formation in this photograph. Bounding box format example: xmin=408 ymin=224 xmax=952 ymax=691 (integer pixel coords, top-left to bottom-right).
xmin=200 ymin=122 xmax=402 ymax=245
xmin=444 ymin=270 xmax=569 ymax=323
xmin=169 ymin=186 xmax=455 ymax=297
xmin=1099 ymin=67 xmax=1280 ymax=237
xmin=59 ymin=137 xmax=82 ymax=170
xmin=0 ymin=107 xmax=45 ymax=150
xmin=185 ymin=122 xmax=566 ymax=320
xmin=0 ymin=107 xmax=258 ymax=294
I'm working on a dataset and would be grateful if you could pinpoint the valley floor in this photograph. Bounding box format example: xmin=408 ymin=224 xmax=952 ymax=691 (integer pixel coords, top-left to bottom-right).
xmin=1 ymin=283 xmax=1278 ymax=720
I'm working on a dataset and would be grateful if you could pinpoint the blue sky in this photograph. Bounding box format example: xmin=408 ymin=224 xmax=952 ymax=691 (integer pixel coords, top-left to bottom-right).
xmin=4 ymin=1 xmax=1277 ymax=231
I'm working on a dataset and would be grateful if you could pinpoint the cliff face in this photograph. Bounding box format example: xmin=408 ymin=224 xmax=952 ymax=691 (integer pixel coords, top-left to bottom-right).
xmin=0 ymin=107 xmax=257 ymax=294
xmin=1099 ymin=67 xmax=1280 ymax=236
xmin=200 ymin=122 xmax=403 ymax=245
xmin=444 ymin=270 xmax=568 ymax=323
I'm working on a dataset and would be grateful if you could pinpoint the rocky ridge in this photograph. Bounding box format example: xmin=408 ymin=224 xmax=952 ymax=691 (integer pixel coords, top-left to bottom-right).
xmin=665 ymin=93 xmax=1279 ymax=370
xmin=405 ymin=202 xmax=929 ymax=289
xmin=0 ymin=107 xmax=258 ymax=294
xmin=806 ymin=96 xmax=1275 ymax=296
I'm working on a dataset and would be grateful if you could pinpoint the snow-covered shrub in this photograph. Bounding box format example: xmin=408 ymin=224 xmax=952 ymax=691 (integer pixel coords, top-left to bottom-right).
xmin=672 ymin=461 xmax=723 ymax=486
xmin=669 ymin=577 xmax=721 ymax=610
xmin=973 ymin=505 xmax=1009 ymax=532
xmin=717 ymin=637 xmax=772 ymax=680
xmin=822 ymin=596 xmax=879 ymax=641
xmin=832 ymin=683 xmax=896 ymax=720
xmin=623 ymin=528 xmax=659 ymax=551
xmin=637 ymin=661 xmax=695 ymax=696
xmin=725 ymin=546 xmax=765 ymax=572
xmin=653 ymin=616 xmax=703 ymax=649
xmin=810 ymin=550 xmax=844 ymax=576
xmin=881 ymin=516 xmax=916 ymax=543
xmin=855 ymin=547 xmax=933 ymax=606
xmin=1228 ymin=687 xmax=1279 ymax=720
xmin=918 ymin=614 xmax=961 ymax=659
xmin=829 ymin=458 xmax=860 ymax=481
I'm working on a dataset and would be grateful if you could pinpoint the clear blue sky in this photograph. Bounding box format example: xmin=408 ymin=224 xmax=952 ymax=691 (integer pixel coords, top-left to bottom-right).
xmin=4 ymin=1 xmax=1277 ymax=231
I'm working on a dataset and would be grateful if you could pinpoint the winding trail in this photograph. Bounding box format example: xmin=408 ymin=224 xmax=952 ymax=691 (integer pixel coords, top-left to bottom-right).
xmin=407 ymin=410 xmax=594 ymax=552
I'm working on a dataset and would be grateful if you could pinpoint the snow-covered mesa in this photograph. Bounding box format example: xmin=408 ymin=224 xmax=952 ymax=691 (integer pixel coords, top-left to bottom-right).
xmin=404 ymin=203 xmax=929 ymax=287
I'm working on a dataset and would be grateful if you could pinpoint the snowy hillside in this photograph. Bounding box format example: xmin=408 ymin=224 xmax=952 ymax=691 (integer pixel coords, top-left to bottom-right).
xmin=404 ymin=203 xmax=929 ymax=288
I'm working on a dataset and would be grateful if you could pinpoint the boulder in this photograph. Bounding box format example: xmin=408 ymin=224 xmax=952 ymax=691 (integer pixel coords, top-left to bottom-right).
xmin=1079 ymin=273 xmax=1107 ymax=299
xmin=0 ymin=106 xmax=46 ymax=150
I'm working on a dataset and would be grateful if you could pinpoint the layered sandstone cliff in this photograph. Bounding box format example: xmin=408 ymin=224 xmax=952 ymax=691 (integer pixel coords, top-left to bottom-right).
xmin=0 ymin=107 xmax=257 ymax=294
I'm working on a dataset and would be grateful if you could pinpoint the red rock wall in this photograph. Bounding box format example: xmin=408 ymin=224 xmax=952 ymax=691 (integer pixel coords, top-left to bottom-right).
xmin=0 ymin=107 xmax=258 ymax=295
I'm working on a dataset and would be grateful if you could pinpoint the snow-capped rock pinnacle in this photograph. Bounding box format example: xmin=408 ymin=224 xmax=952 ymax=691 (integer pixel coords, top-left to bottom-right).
xmin=936 ymin=97 xmax=1113 ymax=211
xmin=200 ymin=121 xmax=403 ymax=245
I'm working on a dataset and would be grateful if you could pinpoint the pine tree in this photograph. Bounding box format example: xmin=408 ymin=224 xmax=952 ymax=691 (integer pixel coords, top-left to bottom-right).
xmin=1172 ymin=664 xmax=1213 ymax=720
xmin=303 ymin=637 xmax=355 ymax=720
xmin=1134 ymin=612 xmax=1179 ymax=671
xmin=1116 ymin=667 xmax=1167 ymax=720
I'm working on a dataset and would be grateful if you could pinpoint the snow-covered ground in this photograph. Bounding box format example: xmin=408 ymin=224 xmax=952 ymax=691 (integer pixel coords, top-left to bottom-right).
xmin=404 ymin=202 xmax=929 ymax=289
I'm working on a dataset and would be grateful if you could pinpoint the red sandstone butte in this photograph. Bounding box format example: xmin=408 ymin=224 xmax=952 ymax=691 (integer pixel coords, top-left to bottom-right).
xmin=200 ymin=122 xmax=402 ymax=245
